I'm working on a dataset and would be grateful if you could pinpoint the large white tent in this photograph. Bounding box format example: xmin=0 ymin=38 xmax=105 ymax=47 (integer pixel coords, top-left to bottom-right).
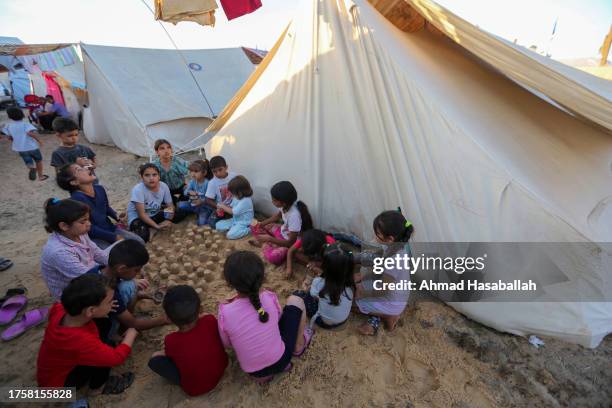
xmin=81 ymin=44 xmax=255 ymax=157
xmin=203 ymin=0 xmax=612 ymax=347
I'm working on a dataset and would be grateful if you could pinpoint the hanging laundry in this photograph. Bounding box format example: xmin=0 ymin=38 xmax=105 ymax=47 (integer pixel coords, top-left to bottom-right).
xmin=154 ymin=0 xmax=218 ymax=27
xmin=219 ymin=0 xmax=262 ymax=21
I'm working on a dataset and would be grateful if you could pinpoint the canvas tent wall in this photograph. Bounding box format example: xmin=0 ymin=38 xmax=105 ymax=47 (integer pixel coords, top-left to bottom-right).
xmin=203 ymin=0 xmax=612 ymax=347
xmin=29 ymin=61 xmax=85 ymax=121
xmin=81 ymin=44 xmax=255 ymax=157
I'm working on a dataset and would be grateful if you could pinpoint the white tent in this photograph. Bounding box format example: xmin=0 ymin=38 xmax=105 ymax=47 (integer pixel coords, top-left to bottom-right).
xmin=30 ymin=61 xmax=85 ymax=121
xmin=203 ymin=0 xmax=612 ymax=347
xmin=81 ymin=44 xmax=255 ymax=157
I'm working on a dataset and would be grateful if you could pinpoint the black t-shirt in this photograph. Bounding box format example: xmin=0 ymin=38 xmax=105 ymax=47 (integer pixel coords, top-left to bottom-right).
xmin=50 ymin=144 xmax=96 ymax=168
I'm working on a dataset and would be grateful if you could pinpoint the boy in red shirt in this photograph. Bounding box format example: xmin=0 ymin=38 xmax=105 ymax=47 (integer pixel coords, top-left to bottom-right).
xmin=148 ymin=285 xmax=228 ymax=396
xmin=37 ymin=274 xmax=138 ymax=395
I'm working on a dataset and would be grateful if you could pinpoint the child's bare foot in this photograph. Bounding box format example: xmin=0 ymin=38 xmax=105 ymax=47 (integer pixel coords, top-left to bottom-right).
xmin=382 ymin=315 xmax=400 ymax=331
xmin=248 ymin=239 xmax=262 ymax=248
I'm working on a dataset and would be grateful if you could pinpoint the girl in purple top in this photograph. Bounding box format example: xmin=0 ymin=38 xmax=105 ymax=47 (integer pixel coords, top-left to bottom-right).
xmin=40 ymin=198 xmax=108 ymax=300
xmin=355 ymin=210 xmax=414 ymax=336
xmin=217 ymin=251 xmax=313 ymax=383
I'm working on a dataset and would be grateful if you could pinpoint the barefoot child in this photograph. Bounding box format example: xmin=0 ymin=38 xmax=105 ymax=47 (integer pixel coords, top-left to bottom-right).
xmin=37 ymin=274 xmax=137 ymax=394
xmin=41 ymin=198 xmax=108 ymax=300
xmin=0 ymin=107 xmax=48 ymax=181
xmin=57 ymin=164 xmax=144 ymax=248
xmin=152 ymin=139 xmax=189 ymax=204
xmin=218 ymin=251 xmax=312 ymax=383
xmin=50 ymin=117 xmax=97 ymax=177
xmin=127 ymin=163 xmax=187 ymax=242
xmin=251 ymin=181 xmax=313 ymax=265
xmin=285 ymin=229 xmax=336 ymax=278
xmin=177 ymin=159 xmax=214 ymax=226
xmin=148 ymin=285 xmax=228 ymax=396
xmin=216 ymin=175 xmax=254 ymax=239
xmin=204 ymin=156 xmax=237 ymax=227
xmin=355 ymin=211 xmax=413 ymax=335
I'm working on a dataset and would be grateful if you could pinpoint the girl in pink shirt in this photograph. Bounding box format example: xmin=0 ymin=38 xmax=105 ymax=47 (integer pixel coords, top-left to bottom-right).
xmin=217 ymin=251 xmax=313 ymax=383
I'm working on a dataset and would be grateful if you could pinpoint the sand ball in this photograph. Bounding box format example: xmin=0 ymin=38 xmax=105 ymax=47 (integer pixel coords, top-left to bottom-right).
xmin=209 ymin=252 xmax=219 ymax=262
xmin=196 ymin=267 xmax=206 ymax=277
xmin=186 ymin=279 xmax=195 ymax=287
xmin=160 ymin=263 xmax=169 ymax=271
xmin=193 ymin=261 xmax=201 ymax=269
xmin=160 ymin=269 xmax=170 ymax=279
xmin=183 ymin=262 xmax=193 ymax=272
xmin=204 ymin=270 xmax=215 ymax=282
xmin=169 ymin=263 xmax=180 ymax=273
xmin=188 ymin=272 xmax=197 ymax=281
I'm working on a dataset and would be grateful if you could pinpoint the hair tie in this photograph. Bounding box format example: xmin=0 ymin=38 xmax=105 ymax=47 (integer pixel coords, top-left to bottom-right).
xmin=50 ymin=198 xmax=61 ymax=205
xmin=257 ymin=307 xmax=266 ymax=316
xmin=405 ymin=220 xmax=412 ymax=228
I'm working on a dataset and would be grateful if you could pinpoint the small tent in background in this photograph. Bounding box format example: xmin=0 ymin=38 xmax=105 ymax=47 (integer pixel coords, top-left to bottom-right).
xmin=81 ymin=44 xmax=255 ymax=157
xmin=203 ymin=0 xmax=612 ymax=347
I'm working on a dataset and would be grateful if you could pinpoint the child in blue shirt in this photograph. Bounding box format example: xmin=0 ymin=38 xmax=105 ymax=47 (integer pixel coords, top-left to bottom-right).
xmin=56 ymin=163 xmax=145 ymax=248
xmin=177 ymin=160 xmax=214 ymax=226
xmin=216 ymin=176 xmax=254 ymax=239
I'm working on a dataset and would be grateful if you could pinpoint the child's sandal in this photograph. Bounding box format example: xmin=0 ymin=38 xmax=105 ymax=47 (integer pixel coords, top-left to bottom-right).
xmin=365 ymin=316 xmax=381 ymax=335
xmin=101 ymin=372 xmax=135 ymax=395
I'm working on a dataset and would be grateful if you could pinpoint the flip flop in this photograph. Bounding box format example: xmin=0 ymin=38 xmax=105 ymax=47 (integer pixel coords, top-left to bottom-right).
xmin=0 ymin=287 xmax=27 ymax=305
xmin=28 ymin=168 xmax=36 ymax=181
xmin=0 ymin=295 xmax=27 ymax=325
xmin=39 ymin=175 xmax=49 ymax=181
xmin=1 ymin=306 xmax=49 ymax=341
xmin=0 ymin=257 xmax=13 ymax=271
xmin=293 ymin=327 xmax=314 ymax=357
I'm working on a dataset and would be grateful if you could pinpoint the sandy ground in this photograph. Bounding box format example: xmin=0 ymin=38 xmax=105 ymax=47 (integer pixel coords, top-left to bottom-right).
xmin=0 ymin=111 xmax=610 ymax=408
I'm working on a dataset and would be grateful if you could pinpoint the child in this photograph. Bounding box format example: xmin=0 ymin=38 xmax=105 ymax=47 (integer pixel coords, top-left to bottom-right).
xmin=355 ymin=210 xmax=413 ymax=335
xmin=251 ymin=181 xmax=313 ymax=265
xmin=204 ymin=155 xmax=237 ymax=227
xmin=218 ymin=251 xmax=312 ymax=383
xmin=148 ymin=285 xmax=228 ymax=396
xmin=88 ymin=240 xmax=169 ymax=331
xmin=37 ymin=274 xmax=137 ymax=394
xmin=285 ymin=229 xmax=336 ymax=278
xmin=57 ymin=163 xmax=145 ymax=248
xmin=152 ymin=139 xmax=189 ymax=204
xmin=0 ymin=107 xmax=48 ymax=181
xmin=40 ymin=198 xmax=108 ymax=300
xmin=127 ymin=163 xmax=187 ymax=242
xmin=50 ymin=117 xmax=97 ymax=176
xmin=177 ymin=159 xmax=214 ymax=226
xmin=292 ymin=243 xmax=355 ymax=329
xmin=216 ymin=175 xmax=254 ymax=240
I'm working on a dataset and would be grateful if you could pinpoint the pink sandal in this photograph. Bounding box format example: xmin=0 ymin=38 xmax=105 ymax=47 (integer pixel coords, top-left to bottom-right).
xmin=1 ymin=307 xmax=49 ymax=341
xmin=293 ymin=328 xmax=314 ymax=357
xmin=0 ymin=295 xmax=28 ymax=325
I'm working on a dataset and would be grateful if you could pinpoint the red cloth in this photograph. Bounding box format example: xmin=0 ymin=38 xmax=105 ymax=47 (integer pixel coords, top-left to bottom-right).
xmin=219 ymin=0 xmax=262 ymax=21
xmin=165 ymin=315 xmax=228 ymax=396
xmin=292 ymin=234 xmax=336 ymax=250
xmin=37 ymin=303 xmax=131 ymax=387
xmin=42 ymin=72 xmax=65 ymax=106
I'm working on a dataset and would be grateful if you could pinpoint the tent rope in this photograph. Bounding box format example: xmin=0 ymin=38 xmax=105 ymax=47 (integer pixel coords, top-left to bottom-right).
xmin=139 ymin=0 xmax=216 ymax=118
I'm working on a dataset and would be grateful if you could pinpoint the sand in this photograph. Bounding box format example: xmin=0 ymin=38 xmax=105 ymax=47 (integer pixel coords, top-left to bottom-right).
xmin=0 ymin=111 xmax=610 ymax=407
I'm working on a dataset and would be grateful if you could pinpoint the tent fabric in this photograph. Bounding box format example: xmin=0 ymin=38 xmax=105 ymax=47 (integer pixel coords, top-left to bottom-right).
xmin=82 ymin=44 xmax=254 ymax=156
xmin=0 ymin=43 xmax=73 ymax=57
xmin=154 ymin=0 xmax=217 ymax=27
xmin=403 ymin=0 xmax=612 ymax=132
xmin=204 ymin=0 xmax=612 ymax=347
xmin=43 ymin=73 xmax=65 ymax=106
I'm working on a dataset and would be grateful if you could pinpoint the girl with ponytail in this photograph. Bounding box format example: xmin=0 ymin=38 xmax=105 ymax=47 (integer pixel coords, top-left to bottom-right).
xmin=218 ymin=251 xmax=313 ymax=383
xmin=250 ymin=181 xmax=313 ymax=265
xmin=355 ymin=210 xmax=414 ymax=336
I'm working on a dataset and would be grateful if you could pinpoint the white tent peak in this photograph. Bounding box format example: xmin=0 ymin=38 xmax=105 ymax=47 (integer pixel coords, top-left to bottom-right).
xmin=81 ymin=44 xmax=255 ymax=156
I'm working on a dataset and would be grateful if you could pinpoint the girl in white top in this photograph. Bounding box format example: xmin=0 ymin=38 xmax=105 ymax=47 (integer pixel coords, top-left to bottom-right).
xmin=250 ymin=181 xmax=314 ymax=265
xmin=293 ymin=243 xmax=355 ymax=329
